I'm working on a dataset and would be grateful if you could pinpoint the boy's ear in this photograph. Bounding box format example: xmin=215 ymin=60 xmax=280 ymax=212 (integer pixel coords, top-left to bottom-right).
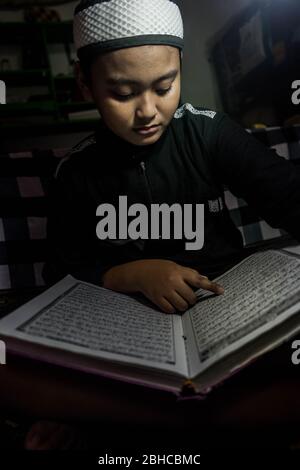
xmin=75 ymin=61 xmax=93 ymax=101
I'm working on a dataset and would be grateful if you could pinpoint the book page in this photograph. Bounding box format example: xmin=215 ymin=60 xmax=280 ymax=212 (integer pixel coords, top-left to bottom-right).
xmin=185 ymin=250 xmax=300 ymax=375
xmin=0 ymin=276 xmax=187 ymax=376
xmin=283 ymin=245 xmax=300 ymax=256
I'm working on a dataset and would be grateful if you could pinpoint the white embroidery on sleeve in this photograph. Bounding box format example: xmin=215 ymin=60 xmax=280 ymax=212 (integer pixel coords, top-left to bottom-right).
xmin=174 ymin=103 xmax=216 ymax=119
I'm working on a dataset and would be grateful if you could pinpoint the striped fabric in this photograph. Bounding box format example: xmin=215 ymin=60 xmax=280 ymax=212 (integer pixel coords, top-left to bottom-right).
xmin=225 ymin=126 xmax=300 ymax=246
xmin=0 ymin=149 xmax=66 ymax=289
xmin=0 ymin=127 xmax=299 ymax=290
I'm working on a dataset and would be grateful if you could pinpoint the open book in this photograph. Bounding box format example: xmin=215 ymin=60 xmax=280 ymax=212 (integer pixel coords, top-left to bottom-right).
xmin=1 ymin=249 xmax=300 ymax=398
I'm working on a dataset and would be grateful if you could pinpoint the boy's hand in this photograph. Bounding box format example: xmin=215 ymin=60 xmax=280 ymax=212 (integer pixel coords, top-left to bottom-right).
xmin=102 ymin=260 xmax=224 ymax=314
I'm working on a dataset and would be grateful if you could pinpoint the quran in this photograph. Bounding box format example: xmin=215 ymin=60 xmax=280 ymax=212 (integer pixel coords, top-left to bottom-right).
xmin=1 ymin=249 xmax=300 ymax=398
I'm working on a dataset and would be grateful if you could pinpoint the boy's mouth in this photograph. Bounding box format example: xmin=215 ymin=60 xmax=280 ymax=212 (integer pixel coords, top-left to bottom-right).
xmin=133 ymin=125 xmax=161 ymax=136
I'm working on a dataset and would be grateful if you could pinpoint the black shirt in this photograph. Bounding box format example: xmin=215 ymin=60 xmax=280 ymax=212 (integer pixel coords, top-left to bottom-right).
xmin=43 ymin=103 xmax=300 ymax=285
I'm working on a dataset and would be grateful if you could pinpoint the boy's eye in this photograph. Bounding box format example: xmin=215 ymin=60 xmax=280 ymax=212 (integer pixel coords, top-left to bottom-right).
xmin=112 ymin=92 xmax=135 ymax=101
xmin=156 ymin=87 xmax=172 ymax=96
xmin=112 ymin=86 xmax=172 ymax=101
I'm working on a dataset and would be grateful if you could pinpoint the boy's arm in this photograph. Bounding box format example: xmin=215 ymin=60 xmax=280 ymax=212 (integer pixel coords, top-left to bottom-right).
xmin=211 ymin=115 xmax=300 ymax=242
xmin=45 ymin=158 xmax=224 ymax=314
xmin=102 ymin=259 xmax=224 ymax=314
xmin=44 ymin=161 xmax=135 ymax=287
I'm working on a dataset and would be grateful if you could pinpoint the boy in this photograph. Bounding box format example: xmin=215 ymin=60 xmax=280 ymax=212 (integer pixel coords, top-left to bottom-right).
xmin=25 ymin=0 xmax=300 ymax=449
xmin=44 ymin=0 xmax=300 ymax=315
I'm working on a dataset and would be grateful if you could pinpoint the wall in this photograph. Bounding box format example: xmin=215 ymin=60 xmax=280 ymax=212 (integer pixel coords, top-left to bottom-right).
xmin=0 ymin=1 xmax=77 ymax=21
xmin=175 ymin=0 xmax=254 ymax=110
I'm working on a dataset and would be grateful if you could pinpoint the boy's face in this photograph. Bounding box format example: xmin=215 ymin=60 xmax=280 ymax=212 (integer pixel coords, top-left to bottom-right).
xmin=81 ymin=45 xmax=181 ymax=146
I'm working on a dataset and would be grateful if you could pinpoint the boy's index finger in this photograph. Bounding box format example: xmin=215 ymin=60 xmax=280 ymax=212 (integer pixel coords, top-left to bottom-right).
xmin=196 ymin=276 xmax=225 ymax=296
xmin=182 ymin=269 xmax=224 ymax=295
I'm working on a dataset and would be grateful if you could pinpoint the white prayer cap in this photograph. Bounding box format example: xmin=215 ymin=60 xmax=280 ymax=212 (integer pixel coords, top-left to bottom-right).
xmin=73 ymin=0 xmax=184 ymax=61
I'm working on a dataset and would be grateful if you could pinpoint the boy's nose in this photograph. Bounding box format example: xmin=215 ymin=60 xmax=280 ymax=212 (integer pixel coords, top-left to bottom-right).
xmin=135 ymin=93 xmax=157 ymax=122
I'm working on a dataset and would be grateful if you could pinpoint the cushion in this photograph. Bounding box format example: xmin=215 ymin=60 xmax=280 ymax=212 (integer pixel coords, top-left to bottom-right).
xmin=0 ymin=149 xmax=68 ymax=289
xmin=225 ymin=125 xmax=300 ymax=245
